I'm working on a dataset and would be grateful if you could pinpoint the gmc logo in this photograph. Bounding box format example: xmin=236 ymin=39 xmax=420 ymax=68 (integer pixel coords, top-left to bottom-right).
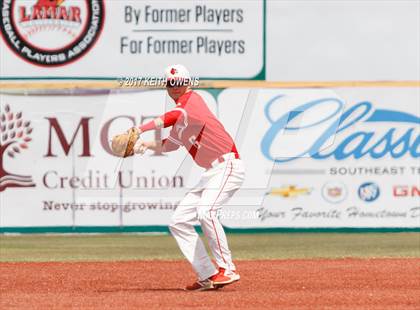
xmin=393 ymin=186 xmax=420 ymax=197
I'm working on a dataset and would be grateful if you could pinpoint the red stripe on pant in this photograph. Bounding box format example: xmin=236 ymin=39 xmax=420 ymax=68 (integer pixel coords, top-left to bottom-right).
xmin=208 ymin=161 xmax=233 ymax=265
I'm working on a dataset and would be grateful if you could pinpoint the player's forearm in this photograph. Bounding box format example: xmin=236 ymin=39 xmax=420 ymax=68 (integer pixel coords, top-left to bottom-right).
xmin=143 ymin=140 xmax=162 ymax=151
xmin=138 ymin=110 xmax=181 ymax=133
xmin=137 ymin=118 xmax=163 ymax=133
xmin=134 ymin=139 xmax=179 ymax=155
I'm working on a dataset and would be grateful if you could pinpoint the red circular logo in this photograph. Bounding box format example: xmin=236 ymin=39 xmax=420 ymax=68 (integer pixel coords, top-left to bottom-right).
xmin=0 ymin=0 xmax=105 ymax=67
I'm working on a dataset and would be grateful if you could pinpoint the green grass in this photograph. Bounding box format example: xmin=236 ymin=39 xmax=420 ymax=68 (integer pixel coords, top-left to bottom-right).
xmin=0 ymin=233 xmax=419 ymax=262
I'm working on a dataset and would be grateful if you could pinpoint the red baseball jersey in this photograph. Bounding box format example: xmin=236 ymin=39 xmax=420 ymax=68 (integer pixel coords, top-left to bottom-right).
xmin=161 ymin=91 xmax=239 ymax=169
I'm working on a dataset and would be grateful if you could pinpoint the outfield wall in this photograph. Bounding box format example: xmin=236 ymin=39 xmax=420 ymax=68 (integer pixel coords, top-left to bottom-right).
xmin=0 ymin=86 xmax=419 ymax=232
xmin=0 ymin=0 xmax=419 ymax=232
xmin=1 ymin=0 xmax=419 ymax=81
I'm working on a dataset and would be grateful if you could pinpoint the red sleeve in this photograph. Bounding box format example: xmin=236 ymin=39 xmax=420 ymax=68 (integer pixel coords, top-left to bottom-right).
xmin=138 ymin=120 xmax=156 ymax=132
xmin=139 ymin=110 xmax=182 ymax=132
xmin=161 ymin=110 xmax=182 ymax=127
xmin=161 ymin=138 xmax=180 ymax=152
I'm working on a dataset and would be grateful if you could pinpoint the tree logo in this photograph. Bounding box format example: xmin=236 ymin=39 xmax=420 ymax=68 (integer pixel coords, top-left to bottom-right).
xmin=0 ymin=104 xmax=35 ymax=192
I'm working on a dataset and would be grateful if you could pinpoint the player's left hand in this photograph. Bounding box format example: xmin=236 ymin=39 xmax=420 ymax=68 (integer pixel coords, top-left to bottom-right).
xmin=127 ymin=126 xmax=141 ymax=135
xmin=111 ymin=128 xmax=140 ymax=157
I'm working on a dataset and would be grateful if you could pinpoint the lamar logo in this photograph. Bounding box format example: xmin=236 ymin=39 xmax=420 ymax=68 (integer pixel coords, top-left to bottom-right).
xmin=0 ymin=0 xmax=105 ymax=66
xmin=0 ymin=104 xmax=35 ymax=192
xmin=19 ymin=0 xmax=79 ymax=22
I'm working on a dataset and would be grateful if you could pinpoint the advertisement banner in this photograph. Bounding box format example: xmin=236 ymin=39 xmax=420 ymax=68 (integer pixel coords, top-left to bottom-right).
xmin=220 ymin=87 xmax=420 ymax=228
xmin=0 ymin=87 xmax=419 ymax=230
xmin=0 ymin=0 xmax=265 ymax=79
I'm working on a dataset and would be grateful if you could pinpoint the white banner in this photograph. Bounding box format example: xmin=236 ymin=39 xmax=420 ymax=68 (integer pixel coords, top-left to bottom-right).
xmin=0 ymin=0 xmax=264 ymax=79
xmin=0 ymin=87 xmax=419 ymax=229
xmin=221 ymin=87 xmax=420 ymax=228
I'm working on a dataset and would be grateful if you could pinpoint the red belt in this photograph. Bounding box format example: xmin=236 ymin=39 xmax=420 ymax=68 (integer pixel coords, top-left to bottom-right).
xmin=209 ymin=152 xmax=240 ymax=169
xmin=217 ymin=152 xmax=240 ymax=163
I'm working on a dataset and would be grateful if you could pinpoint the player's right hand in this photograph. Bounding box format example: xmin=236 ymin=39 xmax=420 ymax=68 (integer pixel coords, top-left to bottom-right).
xmin=134 ymin=139 xmax=148 ymax=155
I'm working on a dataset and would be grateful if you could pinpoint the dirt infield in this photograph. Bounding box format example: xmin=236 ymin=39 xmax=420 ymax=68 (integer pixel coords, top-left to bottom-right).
xmin=1 ymin=259 xmax=419 ymax=309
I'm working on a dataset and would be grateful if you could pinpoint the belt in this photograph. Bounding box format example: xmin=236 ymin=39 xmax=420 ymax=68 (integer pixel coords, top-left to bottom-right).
xmin=210 ymin=152 xmax=240 ymax=168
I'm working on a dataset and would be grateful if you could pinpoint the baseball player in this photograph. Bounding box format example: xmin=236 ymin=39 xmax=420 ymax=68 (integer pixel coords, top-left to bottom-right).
xmin=132 ymin=64 xmax=245 ymax=291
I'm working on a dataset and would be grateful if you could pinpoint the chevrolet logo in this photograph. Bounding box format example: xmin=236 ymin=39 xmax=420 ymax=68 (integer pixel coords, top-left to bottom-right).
xmin=266 ymin=186 xmax=312 ymax=198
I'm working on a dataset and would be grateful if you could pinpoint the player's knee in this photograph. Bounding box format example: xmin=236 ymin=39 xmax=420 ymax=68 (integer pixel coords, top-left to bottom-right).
xmin=168 ymin=218 xmax=181 ymax=233
xmin=197 ymin=208 xmax=214 ymax=222
xmin=197 ymin=211 xmax=207 ymax=223
xmin=168 ymin=221 xmax=177 ymax=232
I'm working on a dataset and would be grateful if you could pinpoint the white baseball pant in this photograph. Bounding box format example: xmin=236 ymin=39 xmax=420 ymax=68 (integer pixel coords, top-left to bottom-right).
xmin=169 ymin=154 xmax=245 ymax=281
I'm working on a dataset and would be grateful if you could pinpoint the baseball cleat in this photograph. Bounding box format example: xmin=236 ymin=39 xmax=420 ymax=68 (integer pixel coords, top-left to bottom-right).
xmin=211 ymin=268 xmax=240 ymax=288
xmin=213 ymin=268 xmax=240 ymax=288
xmin=184 ymin=278 xmax=217 ymax=291
xmin=220 ymin=268 xmax=241 ymax=281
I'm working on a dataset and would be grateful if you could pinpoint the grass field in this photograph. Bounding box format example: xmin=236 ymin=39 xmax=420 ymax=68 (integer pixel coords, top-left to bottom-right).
xmin=1 ymin=232 xmax=419 ymax=262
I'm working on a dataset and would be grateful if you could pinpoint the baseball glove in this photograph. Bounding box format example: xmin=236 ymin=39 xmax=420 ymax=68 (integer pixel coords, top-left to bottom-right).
xmin=111 ymin=127 xmax=139 ymax=157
